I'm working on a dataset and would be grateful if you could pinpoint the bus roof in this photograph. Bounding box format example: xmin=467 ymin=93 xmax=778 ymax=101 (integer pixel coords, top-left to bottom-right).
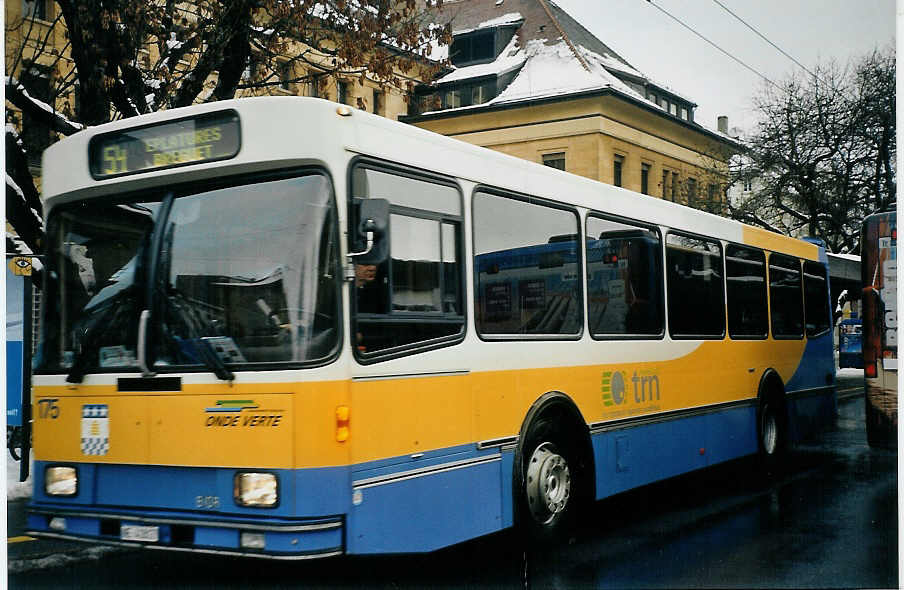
xmin=42 ymin=96 xmax=818 ymax=260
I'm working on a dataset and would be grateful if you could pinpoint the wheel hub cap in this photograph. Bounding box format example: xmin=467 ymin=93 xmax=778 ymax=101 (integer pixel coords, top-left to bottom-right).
xmin=526 ymin=443 xmax=571 ymax=524
xmin=763 ymin=412 xmax=777 ymax=454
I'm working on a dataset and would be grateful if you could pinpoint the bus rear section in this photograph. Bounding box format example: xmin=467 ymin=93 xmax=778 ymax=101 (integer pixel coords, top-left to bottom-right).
xmin=861 ymin=210 xmax=897 ymax=448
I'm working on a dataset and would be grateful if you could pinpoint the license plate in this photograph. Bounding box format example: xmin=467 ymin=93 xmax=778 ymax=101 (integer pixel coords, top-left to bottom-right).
xmin=121 ymin=524 xmax=159 ymax=542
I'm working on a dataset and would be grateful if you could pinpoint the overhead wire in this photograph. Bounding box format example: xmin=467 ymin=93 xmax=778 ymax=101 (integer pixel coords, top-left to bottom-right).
xmin=645 ymin=0 xmax=779 ymax=89
xmin=709 ymin=0 xmax=818 ymax=80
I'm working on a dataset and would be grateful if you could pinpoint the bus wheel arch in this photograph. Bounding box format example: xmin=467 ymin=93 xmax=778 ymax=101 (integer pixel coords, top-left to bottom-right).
xmin=757 ymin=370 xmax=788 ymax=468
xmin=513 ymin=391 xmax=595 ymax=542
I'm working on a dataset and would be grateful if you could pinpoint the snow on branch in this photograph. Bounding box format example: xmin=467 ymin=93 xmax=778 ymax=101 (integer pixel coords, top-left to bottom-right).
xmin=6 ymin=173 xmax=44 ymax=231
xmin=5 ymin=76 xmax=84 ymax=136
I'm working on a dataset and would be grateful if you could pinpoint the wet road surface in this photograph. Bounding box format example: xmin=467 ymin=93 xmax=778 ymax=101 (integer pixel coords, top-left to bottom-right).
xmin=9 ymin=386 xmax=897 ymax=588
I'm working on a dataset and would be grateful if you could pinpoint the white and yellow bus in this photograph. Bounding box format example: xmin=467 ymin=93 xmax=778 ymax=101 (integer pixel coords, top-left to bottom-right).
xmin=28 ymin=97 xmax=835 ymax=558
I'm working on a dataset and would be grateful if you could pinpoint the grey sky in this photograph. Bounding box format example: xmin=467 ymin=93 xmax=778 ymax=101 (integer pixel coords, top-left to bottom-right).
xmin=552 ymin=0 xmax=896 ymax=133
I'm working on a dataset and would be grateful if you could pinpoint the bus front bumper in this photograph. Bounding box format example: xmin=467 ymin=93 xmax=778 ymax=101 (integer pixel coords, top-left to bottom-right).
xmin=26 ymin=506 xmax=344 ymax=560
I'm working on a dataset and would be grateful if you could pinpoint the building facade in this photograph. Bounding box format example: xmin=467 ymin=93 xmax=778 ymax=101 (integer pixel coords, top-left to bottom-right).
xmin=404 ymin=0 xmax=738 ymax=211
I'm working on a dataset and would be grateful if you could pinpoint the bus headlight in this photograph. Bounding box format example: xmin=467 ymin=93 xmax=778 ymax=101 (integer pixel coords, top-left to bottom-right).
xmin=234 ymin=472 xmax=278 ymax=507
xmin=45 ymin=466 xmax=78 ymax=497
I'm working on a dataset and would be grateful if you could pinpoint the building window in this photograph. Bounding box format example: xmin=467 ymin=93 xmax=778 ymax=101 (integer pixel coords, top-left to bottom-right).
xmin=337 ymin=81 xmax=348 ymax=104
xmin=542 ymin=153 xmax=565 ymax=171
xmin=279 ymin=63 xmax=291 ymax=91
xmin=307 ymin=76 xmax=319 ymax=98
xmin=22 ymin=0 xmax=47 ymax=20
xmin=669 ymin=103 xmax=678 ymax=116
xmin=707 ymin=183 xmax=719 ymax=209
xmin=661 ymin=170 xmax=670 ymax=200
xmin=444 ymin=88 xmax=462 ymax=109
xmin=450 ymin=30 xmax=496 ymax=66
xmin=687 ymin=177 xmax=697 ymax=207
xmin=649 ymin=93 xmax=657 ymax=105
xmin=680 ymin=107 xmax=688 ymax=120
xmin=471 ymin=82 xmax=494 ymax=105
xmin=641 ymin=163 xmax=650 ymax=195
xmin=613 ymin=155 xmax=624 ymax=187
xmin=743 ymin=178 xmax=752 ymax=192
xmin=373 ymin=90 xmax=384 ymax=115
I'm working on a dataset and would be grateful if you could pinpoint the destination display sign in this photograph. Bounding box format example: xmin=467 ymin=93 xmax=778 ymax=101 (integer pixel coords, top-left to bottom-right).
xmin=89 ymin=110 xmax=240 ymax=179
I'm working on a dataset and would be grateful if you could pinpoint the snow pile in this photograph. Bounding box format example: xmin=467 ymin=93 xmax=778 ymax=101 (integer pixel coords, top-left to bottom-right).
xmin=7 ymin=453 xmax=33 ymax=501
xmin=9 ymin=546 xmax=122 ymax=574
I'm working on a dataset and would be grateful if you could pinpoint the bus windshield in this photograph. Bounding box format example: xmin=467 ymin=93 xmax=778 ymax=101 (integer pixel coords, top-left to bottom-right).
xmin=39 ymin=173 xmax=340 ymax=375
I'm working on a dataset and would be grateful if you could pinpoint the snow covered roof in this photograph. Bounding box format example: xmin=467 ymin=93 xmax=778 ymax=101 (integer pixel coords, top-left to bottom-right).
xmin=452 ymin=12 xmax=524 ymax=36
xmin=492 ymin=39 xmax=645 ymax=106
xmin=424 ymin=0 xmax=698 ymax=115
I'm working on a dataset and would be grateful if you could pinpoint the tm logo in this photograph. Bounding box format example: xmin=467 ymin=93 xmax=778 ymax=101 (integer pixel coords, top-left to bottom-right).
xmin=602 ymin=370 xmax=662 ymax=407
xmin=601 ymin=371 xmax=627 ymax=406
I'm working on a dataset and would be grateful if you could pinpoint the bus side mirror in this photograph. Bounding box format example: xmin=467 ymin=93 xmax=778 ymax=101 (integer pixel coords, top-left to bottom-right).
xmin=350 ymin=198 xmax=389 ymax=265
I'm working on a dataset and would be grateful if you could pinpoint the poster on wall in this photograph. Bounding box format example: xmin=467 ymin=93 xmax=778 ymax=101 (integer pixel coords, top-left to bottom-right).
xmin=7 ymin=256 xmax=34 ymax=479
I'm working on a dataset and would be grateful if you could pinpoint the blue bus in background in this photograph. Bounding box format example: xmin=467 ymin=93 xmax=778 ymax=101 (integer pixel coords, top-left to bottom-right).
xmin=838 ymin=318 xmax=863 ymax=369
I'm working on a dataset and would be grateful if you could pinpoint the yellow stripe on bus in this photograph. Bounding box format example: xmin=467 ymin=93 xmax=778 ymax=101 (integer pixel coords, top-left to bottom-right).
xmin=743 ymin=226 xmax=820 ymax=260
xmin=33 ymin=339 xmax=807 ymax=469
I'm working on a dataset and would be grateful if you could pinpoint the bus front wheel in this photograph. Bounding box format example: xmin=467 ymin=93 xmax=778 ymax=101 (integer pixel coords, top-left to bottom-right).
xmin=518 ymin=418 xmax=584 ymax=542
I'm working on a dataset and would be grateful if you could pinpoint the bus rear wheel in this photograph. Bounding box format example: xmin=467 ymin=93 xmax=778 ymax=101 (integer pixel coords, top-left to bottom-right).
xmin=518 ymin=418 xmax=585 ymax=542
xmin=758 ymin=399 xmax=786 ymax=473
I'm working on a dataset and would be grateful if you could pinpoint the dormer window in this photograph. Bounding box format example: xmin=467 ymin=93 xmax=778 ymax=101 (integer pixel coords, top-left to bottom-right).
xmin=450 ymin=30 xmax=496 ymax=66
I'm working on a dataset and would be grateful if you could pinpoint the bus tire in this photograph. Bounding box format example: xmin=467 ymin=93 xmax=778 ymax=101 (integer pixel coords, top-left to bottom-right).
xmin=516 ymin=416 xmax=587 ymax=543
xmin=758 ymin=396 xmax=786 ymax=473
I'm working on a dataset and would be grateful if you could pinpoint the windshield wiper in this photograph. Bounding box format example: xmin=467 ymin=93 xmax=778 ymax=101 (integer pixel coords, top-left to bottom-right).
xmin=160 ymin=290 xmax=235 ymax=382
xmin=66 ymin=288 xmax=139 ymax=383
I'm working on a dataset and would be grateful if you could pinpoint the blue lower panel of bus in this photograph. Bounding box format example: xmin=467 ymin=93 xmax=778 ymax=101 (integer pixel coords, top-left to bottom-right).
xmin=591 ymin=404 xmax=758 ymax=500
xmin=31 ymin=463 xmax=348 ymax=516
xmin=26 ymin=504 xmax=344 ymax=558
xmin=347 ymin=447 xmax=508 ymax=554
xmin=787 ymin=388 xmax=837 ymax=444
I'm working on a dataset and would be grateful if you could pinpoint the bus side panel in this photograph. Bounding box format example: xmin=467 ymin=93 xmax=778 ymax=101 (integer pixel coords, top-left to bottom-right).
xmin=592 ymin=415 xmax=708 ymax=500
xmin=592 ymin=405 xmax=759 ymax=500
xmin=704 ymin=405 xmax=758 ymax=465
xmin=347 ymin=454 xmax=504 ymax=554
xmin=784 ymin=332 xmax=837 ymax=443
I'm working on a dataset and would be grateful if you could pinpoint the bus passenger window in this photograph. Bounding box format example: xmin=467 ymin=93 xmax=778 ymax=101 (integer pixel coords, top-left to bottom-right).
xmin=473 ymin=191 xmax=581 ymax=337
xmin=585 ymin=215 xmax=663 ymax=337
xmin=666 ymin=234 xmax=725 ymax=339
xmin=725 ymin=245 xmax=768 ymax=338
xmin=769 ymin=254 xmax=804 ymax=339
xmin=803 ymin=260 xmax=830 ymax=337
xmin=350 ymin=165 xmax=464 ymax=359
